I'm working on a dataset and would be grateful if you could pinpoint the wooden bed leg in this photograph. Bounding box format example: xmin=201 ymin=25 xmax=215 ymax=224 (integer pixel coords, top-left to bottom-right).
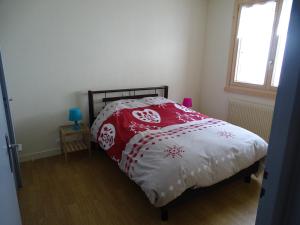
xmin=160 ymin=206 xmax=168 ymax=221
xmin=244 ymin=175 xmax=252 ymax=183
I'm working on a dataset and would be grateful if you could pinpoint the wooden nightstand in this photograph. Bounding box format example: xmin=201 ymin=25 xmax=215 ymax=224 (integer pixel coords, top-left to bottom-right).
xmin=59 ymin=123 xmax=91 ymax=161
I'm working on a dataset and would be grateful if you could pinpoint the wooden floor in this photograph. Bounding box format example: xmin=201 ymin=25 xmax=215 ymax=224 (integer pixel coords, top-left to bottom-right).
xmin=18 ymin=151 xmax=262 ymax=225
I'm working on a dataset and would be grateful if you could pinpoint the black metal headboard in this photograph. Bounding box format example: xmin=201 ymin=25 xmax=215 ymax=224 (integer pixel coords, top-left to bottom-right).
xmin=88 ymin=85 xmax=168 ymax=127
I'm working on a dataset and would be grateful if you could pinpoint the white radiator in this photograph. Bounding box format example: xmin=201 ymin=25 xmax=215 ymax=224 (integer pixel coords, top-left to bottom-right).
xmin=227 ymin=99 xmax=274 ymax=142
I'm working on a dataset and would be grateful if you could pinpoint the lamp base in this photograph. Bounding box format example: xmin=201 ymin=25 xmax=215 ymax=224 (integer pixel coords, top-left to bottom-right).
xmin=72 ymin=121 xmax=81 ymax=130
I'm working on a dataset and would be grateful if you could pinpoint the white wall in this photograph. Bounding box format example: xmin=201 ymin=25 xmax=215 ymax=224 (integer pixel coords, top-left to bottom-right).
xmin=0 ymin=0 xmax=208 ymax=160
xmin=200 ymin=0 xmax=275 ymax=120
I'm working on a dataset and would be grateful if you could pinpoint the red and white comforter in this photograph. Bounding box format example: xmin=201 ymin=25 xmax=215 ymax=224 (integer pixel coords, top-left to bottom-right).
xmin=91 ymin=97 xmax=267 ymax=207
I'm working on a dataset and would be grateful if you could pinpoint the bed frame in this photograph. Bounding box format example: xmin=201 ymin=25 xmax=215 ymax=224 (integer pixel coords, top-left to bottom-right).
xmin=88 ymin=85 xmax=168 ymax=127
xmin=87 ymin=85 xmax=260 ymax=221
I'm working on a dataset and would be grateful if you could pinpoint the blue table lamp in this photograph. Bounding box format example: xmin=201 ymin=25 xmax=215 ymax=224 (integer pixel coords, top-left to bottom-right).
xmin=69 ymin=107 xmax=82 ymax=130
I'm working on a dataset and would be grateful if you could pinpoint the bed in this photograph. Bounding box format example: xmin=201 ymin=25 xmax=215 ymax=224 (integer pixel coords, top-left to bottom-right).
xmin=88 ymin=86 xmax=267 ymax=220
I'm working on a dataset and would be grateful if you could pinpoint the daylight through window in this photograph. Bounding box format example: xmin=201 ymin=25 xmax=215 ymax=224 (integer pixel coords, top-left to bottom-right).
xmin=226 ymin=0 xmax=293 ymax=97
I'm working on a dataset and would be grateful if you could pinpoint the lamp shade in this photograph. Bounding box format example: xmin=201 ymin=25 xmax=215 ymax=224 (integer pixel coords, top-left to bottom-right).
xmin=69 ymin=107 xmax=82 ymax=122
xmin=182 ymin=98 xmax=192 ymax=108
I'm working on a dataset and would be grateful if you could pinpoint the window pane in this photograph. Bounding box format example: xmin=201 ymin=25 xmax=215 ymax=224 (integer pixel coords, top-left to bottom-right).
xmin=272 ymin=0 xmax=293 ymax=87
xmin=234 ymin=2 xmax=276 ymax=85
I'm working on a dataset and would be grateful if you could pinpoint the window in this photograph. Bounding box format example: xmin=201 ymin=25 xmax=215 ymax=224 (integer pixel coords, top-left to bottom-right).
xmin=226 ymin=0 xmax=293 ymax=98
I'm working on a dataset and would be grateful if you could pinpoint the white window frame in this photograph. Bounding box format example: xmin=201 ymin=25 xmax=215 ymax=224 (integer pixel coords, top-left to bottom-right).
xmin=225 ymin=0 xmax=285 ymax=98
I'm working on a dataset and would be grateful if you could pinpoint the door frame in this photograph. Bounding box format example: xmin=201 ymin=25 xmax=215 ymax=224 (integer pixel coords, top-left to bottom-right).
xmin=255 ymin=0 xmax=300 ymax=224
xmin=0 ymin=52 xmax=22 ymax=187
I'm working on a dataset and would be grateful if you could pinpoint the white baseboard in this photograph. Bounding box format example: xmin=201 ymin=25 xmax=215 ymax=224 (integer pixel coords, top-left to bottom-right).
xmin=19 ymin=147 xmax=61 ymax=162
